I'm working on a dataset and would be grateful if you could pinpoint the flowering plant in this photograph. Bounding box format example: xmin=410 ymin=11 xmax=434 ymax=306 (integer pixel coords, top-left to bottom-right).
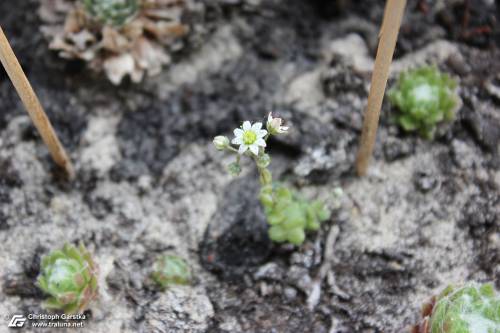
xmin=213 ymin=114 xmax=330 ymax=245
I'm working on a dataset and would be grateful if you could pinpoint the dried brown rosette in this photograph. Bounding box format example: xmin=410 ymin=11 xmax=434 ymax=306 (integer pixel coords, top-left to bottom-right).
xmin=39 ymin=0 xmax=190 ymax=84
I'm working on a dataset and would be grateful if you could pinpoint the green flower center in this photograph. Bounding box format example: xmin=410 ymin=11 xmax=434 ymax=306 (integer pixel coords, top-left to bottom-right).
xmin=242 ymin=130 xmax=257 ymax=145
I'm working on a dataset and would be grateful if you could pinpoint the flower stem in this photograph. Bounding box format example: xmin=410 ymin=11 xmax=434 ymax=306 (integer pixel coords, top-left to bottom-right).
xmin=226 ymin=146 xmax=239 ymax=153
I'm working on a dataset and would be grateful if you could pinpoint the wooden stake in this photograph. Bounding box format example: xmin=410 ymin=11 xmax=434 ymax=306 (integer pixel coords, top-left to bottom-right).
xmin=355 ymin=0 xmax=407 ymax=176
xmin=0 ymin=27 xmax=74 ymax=178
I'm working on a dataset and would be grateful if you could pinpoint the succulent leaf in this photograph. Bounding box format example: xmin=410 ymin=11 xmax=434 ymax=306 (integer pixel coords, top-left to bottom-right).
xmin=83 ymin=0 xmax=139 ymax=26
xmin=268 ymin=225 xmax=287 ymax=243
xmin=388 ymin=66 xmax=460 ymax=139
xmin=261 ymin=184 xmax=330 ymax=245
xmin=259 ymin=192 xmax=274 ymax=207
xmin=415 ymin=282 xmax=500 ymax=333
xmin=287 ymin=228 xmax=305 ymax=245
xmin=37 ymin=243 xmax=98 ymax=314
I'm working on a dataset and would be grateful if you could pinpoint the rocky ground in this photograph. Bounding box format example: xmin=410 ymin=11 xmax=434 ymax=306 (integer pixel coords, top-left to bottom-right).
xmin=0 ymin=0 xmax=499 ymax=332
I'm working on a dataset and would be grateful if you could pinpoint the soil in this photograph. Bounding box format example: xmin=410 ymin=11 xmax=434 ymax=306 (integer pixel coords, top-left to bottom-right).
xmin=0 ymin=0 xmax=499 ymax=332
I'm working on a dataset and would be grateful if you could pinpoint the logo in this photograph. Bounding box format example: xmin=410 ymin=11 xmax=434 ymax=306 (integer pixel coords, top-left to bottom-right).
xmin=8 ymin=315 xmax=26 ymax=328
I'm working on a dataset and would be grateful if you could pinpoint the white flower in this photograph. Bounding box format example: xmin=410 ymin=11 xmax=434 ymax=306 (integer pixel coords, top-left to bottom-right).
xmin=213 ymin=136 xmax=229 ymax=150
xmin=232 ymin=121 xmax=267 ymax=155
xmin=266 ymin=113 xmax=289 ymax=134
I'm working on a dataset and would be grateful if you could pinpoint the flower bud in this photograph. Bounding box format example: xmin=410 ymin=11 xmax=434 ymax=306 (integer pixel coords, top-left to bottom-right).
xmin=257 ymin=154 xmax=271 ymax=169
xmin=213 ymin=136 xmax=229 ymax=151
xmin=267 ymin=113 xmax=289 ymax=135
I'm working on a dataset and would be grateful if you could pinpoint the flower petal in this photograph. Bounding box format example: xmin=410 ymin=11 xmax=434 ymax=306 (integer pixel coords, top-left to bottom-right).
xmin=267 ymin=113 xmax=273 ymax=123
xmin=238 ymin=144 xmax=248 ymax=154
xmin=252 ymin=122 xmax=262 ymax=131
xmin=256 ymin=138 xmax=266 ymax=147
xmin=242 ymin=121 xmax=251 ymax=131
xmin=249 ymin=144 xmax=259 ymax=155
xmin=258 ymin=129 xmax=268 ymax=138
xmin=234 ymin=128 xmax=244 ymax=137
xmin=232 ymin=137 xmax=243 ymax=145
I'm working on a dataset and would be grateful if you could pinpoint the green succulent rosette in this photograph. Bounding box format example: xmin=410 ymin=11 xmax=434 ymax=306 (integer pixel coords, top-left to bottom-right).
xmin=37 ymin=243 xmax=98 ymax=314
xmin=83 ymin=0 xmax=139 ymax=26
xmin=388 ymin=66 xmax=459 ymax=139
xmin=415 ymin=283 xmax=500 ymax=333
xmin=151 ymin=255 xmax=191 ymax=290
xmin=260 ymin=185 xmax=331 ymax=246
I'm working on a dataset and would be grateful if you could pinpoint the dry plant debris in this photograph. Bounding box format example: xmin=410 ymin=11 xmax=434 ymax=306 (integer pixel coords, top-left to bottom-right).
xmin=39 ymin=0 xmax=190 ymax=84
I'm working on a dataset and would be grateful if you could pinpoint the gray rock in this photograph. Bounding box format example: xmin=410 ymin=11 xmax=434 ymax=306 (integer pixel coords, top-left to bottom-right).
xmin=287 ymin=266 xmax=313 ymax=295
xmin=253 ymin=262 xmax=285 ymax=281
xmin=451 ymin=139 xmax=478 ymax=169
xmin=283 ymin=287 xmax=298 ymax=301
xmin=383 ymin=138 xmax=414 ymax=162
xmin=413 ymin=172 xmax=438 ymax=193
xmin=141 ymin=286 xmax=214 ymax=333
xmin=463 ymin=103 xmax=500 ymax=153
